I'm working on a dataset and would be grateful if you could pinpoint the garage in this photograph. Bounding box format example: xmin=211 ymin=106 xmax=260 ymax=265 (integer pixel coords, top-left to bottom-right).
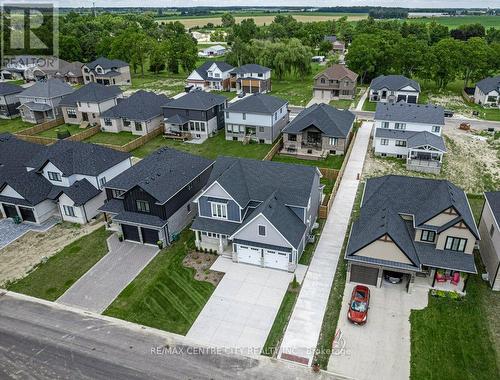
xmin=122 ymin=224 xmax=140 ymax=242
xmin=237 ymin=245 xmax=262 ymax=266
xmin=397 ymin=94 xmax=407 ymax=102
xmin=2 ymin=204 xmax=18 ymax=219
xmin=407 ymin=95 xmax=417 ymax=104
xmin=19 ymin=207 xmax=36 ymax=222
xmin=350 ymin=264 xmax=379 ymax=286
xmin=141 ymin=227 xmax=159 ymax=245
xmin=263 ymin=249 xmax=289 ymax=270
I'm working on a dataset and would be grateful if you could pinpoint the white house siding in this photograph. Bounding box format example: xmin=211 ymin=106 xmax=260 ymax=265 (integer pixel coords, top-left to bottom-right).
xmin=100 ymin=117 xmax=122 ymax=133
xmin=369 ymin=87 xmax=419 ymax=103
xmin=33 ymin=199 xmax=58 ymax=223
xmin=374 ymin=120 xmax=442 ymax=136
xmin=479 ymin=201 xmax=500 ymax=290
xmin=58 ymin=191 xmax=106 ymax=224
xmin=374 ymin=137 xmax=410 ymax=157
xmin=435 ymin=225 xmax=476 ymax=254
xmin=474 ymin=87 xmax=499 ymax=106
xmin=0 ymin=185 xmax=24 ymax=199
xmin=233 ymin=214 xmax=292 ymax=250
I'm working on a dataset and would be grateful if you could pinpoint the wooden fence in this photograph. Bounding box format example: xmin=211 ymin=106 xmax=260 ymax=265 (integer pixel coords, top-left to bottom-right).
xmin=14 ymin=134 xmax=56 ymax=145
xmin=95 ymin=127 xmax=163 ymax=153
xmin=263 ymin=136 xmax=283 ymax=161
xmin=66 ymin=125 xmax=100 ymax=142
xmin=15 ymin=117 xmax=64 ymax=136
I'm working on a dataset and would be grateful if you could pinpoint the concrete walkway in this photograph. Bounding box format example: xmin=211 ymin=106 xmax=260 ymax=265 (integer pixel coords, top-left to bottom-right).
xmin=278 ymin=122 xmax=373 ymax=366
xmin=355 ymin=88 xmax=368 ymax=111
xmin=0 ymin=216 xmax=59 ymax=250
xmin=57 ymin=235 xmax=158 ymax=313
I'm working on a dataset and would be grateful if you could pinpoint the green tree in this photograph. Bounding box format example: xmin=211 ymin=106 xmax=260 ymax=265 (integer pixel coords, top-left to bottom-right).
xmin=427 ymin=38 xmax=462 ymax=89
xmin=221 ymin=13 xmax=235 ymax=28
xmin=461 ymin=37 xmax=494 ymax=87
xmin=318 ymin=40 xmax=333 ymax=56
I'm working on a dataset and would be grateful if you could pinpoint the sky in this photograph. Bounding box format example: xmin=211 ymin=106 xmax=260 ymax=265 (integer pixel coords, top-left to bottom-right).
xmin=48 ymin=1 xmax=500 ymax=9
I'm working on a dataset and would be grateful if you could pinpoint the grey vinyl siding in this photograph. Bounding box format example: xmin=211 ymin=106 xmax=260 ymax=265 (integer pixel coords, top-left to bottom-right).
xmin=234 ymin=214 xmax=291 ymax=249
xmin=305 ymin=173 xmax=321 ymax=234
xmin=198 ymin=195 xmax=240 ymax=222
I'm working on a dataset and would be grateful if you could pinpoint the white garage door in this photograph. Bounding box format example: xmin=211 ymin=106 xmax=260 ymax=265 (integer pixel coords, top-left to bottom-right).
xmin=263 ymin=249 xmax=289 ymax=271
xmin=314 ymin=89 xmax=324 ymax=99
xmin=237 ymin=245 xmax=262 ymax=266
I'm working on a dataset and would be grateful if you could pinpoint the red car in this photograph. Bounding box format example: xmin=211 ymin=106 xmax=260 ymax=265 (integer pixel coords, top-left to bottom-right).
xmin=347 ymin=285 xmax=370 ymax=325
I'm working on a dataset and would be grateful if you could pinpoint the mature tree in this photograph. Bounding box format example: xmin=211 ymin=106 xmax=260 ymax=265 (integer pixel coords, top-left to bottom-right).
xmin=230 ymin=18 xmax=258 ymax=43
xmin=460 ymin=37 xmax=493 ymax=87
xmin=59 ymin=35 xmax=83 ymax=62
xmin=428 ymin=21 xmax=449 ymax=44
xmin=210 ymin=30 xmax=225 ymax=42
xmin=451 ymin=23 xmax=486 ymax=40
xmin=427 ymin=38 xmax=462 ymax=89
xmin=318 ymin=40 xmax=333 ymax=56
xmin=149 ymin=40 xmax=167 ymax=74
xmin=486 ymin=27 xmax=500 ymax=44
xmin=221 ymin=13 xmax=235 ymax=28
xmin=394 ymin=36 xmax=427 ymax=78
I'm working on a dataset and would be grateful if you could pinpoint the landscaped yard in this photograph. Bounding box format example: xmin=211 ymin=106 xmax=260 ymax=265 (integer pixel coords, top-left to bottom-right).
xmin=362 ymin=97 xmax=377 ymax=111
xmin=131 ymin=132 xmax=272 ymax=160
xmin=0 ymin=118 xmax=32 ymax=134
xmin=104 ymin=229 xmax=215 ymax=335
xmin=272 ymin=153 xmax=344 ymax=170
xmin=37 ymin=124 xmax=83 ymax=139
xmin=7 ymin=227 xmax=111 ymax=301
xmin=329 ymin=98 xmax=353 ymax=110
xmin=84 ymin=131 xmax=138 ymax=146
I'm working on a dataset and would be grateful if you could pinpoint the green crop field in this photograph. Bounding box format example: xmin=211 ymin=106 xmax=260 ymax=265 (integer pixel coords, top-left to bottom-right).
xmin=409 ymin=15 xmax=500 ymax=29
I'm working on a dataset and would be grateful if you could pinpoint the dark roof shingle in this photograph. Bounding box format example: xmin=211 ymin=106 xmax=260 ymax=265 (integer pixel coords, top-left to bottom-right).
xmin=375 ymin=102 xmax=445 ymax=125
xmin=370 ymin=75 xmax=420 ymax=92
xmin=226 ymin=93 xmax=287 ymax=114
xmin=102 ymin=90 xmax=170 ymax=121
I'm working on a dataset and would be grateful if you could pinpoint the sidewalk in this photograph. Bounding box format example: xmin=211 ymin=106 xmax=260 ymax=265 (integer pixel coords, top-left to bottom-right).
xmin=278 ymin=122 xmax=373 ymax=366
xmin=355 ymin=88 xmax=368 ymax=111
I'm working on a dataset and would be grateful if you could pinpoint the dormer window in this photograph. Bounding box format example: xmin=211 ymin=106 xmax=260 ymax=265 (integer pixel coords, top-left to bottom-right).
xmin=420 ymin=230 xmax=436 ymax=243
xmin=445 ymin=237 xmax=467 ymax=252
xmin=211 ymin=202 xmax=227 ymax=219
xmin=136 ymin=200 xmax=150 ymax=213
xmin=48 ymin=171 xmax=61 ymax=182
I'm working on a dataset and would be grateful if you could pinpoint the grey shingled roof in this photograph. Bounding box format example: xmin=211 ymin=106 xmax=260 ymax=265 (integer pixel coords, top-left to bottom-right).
xmin=485 ymin=191 xmax=500 ymax=227
xmin=375 ymin=129 xmax=446 ymax=152
xmin=283 ymin=103 xmax=354 ymax=138
xmin=104 ymin=147 xmax=213 ymax=204
xmin=59 ymin=83 xmax=122 ymax=107
xmin=0 ymin=167 xmax=54 ymax=206
xmin=162 ymin=90 xmax=226 ymax=111
xmin=193 ymin=61 xmax=234 ymax=80
xmin=226 ymin=93 xmax=287 ymax=114
xmin=370 ymin=75 xmax=420 ymax=92
xmin=231 ymin=64 xmax=270 ymax=75
xmin=0 ymin=133 xmax=46 ymax=169
xmin=346 ymin=175 xmax=479 ymax=272
xmin=17 ymin=78 xmax=74 ymax=99
xmin=51 ymin=179 xmax=101 ymax=206
xmin=19 ymin=102 xmax=52 ymax=112
xmin=85 ymin=57 xmax=129 ymax=70
xmin=476 ymin=76 xmax=500 ymax=94
xmin=0 ymin=82 xmax=23 ymax=96
xmin=101 ymin=90 xmax=170 ymax=121
xmin=166 ymin=114 xmax=189 ymax=125
xmin=375 ymin=102 xmax=445 ymax=125
xmin=191 ymin=216 xmax=241 ymax=235
xmin=27 ymin=140 xmax=130 ymax=177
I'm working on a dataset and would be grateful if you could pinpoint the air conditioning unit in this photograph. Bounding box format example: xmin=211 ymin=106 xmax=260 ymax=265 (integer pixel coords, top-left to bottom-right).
xmin=307 ymin=234 xmax=316 ymax=243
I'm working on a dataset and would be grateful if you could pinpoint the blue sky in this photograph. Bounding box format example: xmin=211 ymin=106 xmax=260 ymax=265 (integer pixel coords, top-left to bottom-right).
xmin=53 ymin=1 xmax=499 ymax=9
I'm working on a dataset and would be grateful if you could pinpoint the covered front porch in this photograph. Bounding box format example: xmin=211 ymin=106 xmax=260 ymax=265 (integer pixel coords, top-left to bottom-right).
xmin=406 ymin=149 xmax=444 ymax=174
xmin=193 ymin=229 xmax=233 ymax=257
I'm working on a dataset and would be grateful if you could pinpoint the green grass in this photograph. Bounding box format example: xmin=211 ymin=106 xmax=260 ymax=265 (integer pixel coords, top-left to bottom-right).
xmin=329 ymin=98 xmax=353 ymax=110
xmin=131 ymin=131 xmax=271 ymax=160
xmin=409 ymin=15 xmax=500 ymax=29
xmin=314 ymin=181 xmax=365 ymax=369
xmin=299 ymin=219 xmax=326 ymax=266
xmin=7 ymin=227 xmax=111 ymax=301
xmin=37 ymin=124 xmax=83 ymax=138
xmin=272 ymin=153 xmax=344 ymax=170
xmin=104 ymin=229 xmax=215 ymax=335
xmin=262 ymin=287 xmax=299 ymax=356
xmin=6 ymin=79 xmax=24 ymax=85
xmin=410 ymin=254 xmax=500 ymax=380
xmin=84 ymin=131 xmax=138 ymax=146
xmin=0 ymin=118 xmax=32 ymax=134
xmin=362 ymin=98 xmax=377 ymax=112
xmin=467 ymin=194 xmax=485 ymax=225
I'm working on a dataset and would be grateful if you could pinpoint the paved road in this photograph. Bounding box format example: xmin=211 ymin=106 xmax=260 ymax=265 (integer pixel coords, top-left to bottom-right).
xmin=57 ymin=235 xmax=158 ymax=313
xmin=0 ymin=291 xmax=338 ymax=380
xmin=278 ymin=122 xmax=373 ymax=366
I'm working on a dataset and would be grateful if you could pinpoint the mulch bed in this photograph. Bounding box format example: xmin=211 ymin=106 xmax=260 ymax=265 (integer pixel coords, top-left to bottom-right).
xmin=183 ymin=251 xmax=224 ymax=286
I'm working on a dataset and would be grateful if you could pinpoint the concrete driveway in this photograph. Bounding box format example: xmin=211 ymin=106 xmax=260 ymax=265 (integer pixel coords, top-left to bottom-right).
xmin=187 ymin=257 xmax=307 ymax=355
xmin=0 ymin=217 xmax=59 ymax=250
xmin=57 ymin=234 xmax=158 ymax=313
xmin=327 ymin=281 xmax=428 ymax=380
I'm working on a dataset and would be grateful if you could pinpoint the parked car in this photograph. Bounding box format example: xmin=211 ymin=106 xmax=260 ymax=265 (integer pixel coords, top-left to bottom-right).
xmin=237 ymin=91 xmax=246 ymax=98
xmin=347 ymin=285 xmax=370 ymax=325
xmin=384 ymin=271 xmax=404 ymax=284
xmin=444 ymin=109 xmax=454 ymax=118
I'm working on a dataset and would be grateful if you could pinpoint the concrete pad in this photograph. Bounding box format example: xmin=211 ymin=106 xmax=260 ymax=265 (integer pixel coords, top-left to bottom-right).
xmin=0 ymin=216 xmax=59 ymax=250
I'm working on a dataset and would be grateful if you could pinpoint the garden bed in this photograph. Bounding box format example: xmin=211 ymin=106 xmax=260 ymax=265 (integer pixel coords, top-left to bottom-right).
xmin=182 ymin=251 xmax=224 ymax=286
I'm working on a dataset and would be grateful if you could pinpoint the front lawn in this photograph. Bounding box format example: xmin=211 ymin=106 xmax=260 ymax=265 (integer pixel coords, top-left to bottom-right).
xmin=362 ymin=98 xmax=377 ymax=111
xmin=7 ymin=227 xmax=110 ymax=301
xmin=84 ymin=131 xmax=137 ymax=146
xmin=0 ymin=118 xmax=32 ymax=134
xmin=104 ymin=229 xmax=215 ymax=335
xmin=131 ymin=132 xmax=272 ymax=160
xmin=37 ymin=124 xmax=83 ymax=138
xmin=272 ymin=153 xmax=344 ymax=170
xmin=329 ymin=98 xmax=353 ymax=110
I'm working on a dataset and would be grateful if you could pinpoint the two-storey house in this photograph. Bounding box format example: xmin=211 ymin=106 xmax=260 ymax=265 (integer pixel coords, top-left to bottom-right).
xmin=374 ymin=102 xmax=446 ymax=174
xmin=17 ymin=79 xmax=74 ymax=124
xmin=82 ymin=57 xmax=131 ymax=86
xmin=191 ymin=157 xmax=322 ymax=272
xmin=313 ymin=64 xmax=358 ymax=101
xmin=229 ymin=64 xmax=272 ymax=94
xmin=186 ymin=61 xmax=234 ymax=91
xmin=345 ymin=175 xmax=480 ymax=294
xmin=0 ymin=135 xmax=131 ymax=225
xmin=369 ymin=75 xmax=420 ymax=104
xmin=0 ymin=83 xmax=23 ymax=119
xmin=163 ymin=90 xmax=227 ymax=141
xmin=282 ymin=103 xmax=355 ymax=158
xmin=101 ymin=90 xmax=170 ymax=136
xmin=59 ymin=83 xmax=123 ymax=126
xmin=474 ymin=76 xmax=500 ymax=107
xmin=99 ymin=148 xmax=213 ymax=246
xmin=225 ymin=93 xmax=288 ymax=144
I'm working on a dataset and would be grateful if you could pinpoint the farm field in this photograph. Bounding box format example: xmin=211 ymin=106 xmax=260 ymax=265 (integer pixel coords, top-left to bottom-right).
xmin=409 ymin=15 xmax=500 ymax=29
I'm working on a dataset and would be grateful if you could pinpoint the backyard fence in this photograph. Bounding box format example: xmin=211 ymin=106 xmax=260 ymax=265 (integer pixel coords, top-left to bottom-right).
xmin=263 ymin=136 xmax=283 ymax=161
xmin=15 ymin=117 xmax=64 ymax=136
xmin=95 ymin=127 xmax=164 ymax=153
xmin=66 ymin=125 xmax=100 ymax=142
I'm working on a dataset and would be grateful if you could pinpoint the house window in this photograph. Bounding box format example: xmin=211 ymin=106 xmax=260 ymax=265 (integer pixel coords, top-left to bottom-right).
xmin=187 ymin=204 xmax=191 ymax=213
xmin=63 ymin=205 xmax=75 ymax=217
xmin=380 ymin=138 xmax=389 ymax=146
xmin=135 ymin=122 xmax=143 ymax=131
xmin=444 ymin=236 xmax=468 ymax=252
xmin=123 ymin=118 xmax=131 ymax=127
xmin=227 ymin=125 xmax=233 ymax=133
xmin=288 ymin=134 xmax=297 ymax=142
xmin=112 ymin=189 xmax=125 ymax=198
xmin=420 ymin=230 xmax=436 ymax=242
xmin=211 ymin=202 xmax=227 ymax=219
xmin=329 ymin=137 xmax=338 ymax=146
xmin=432 ymin=126 xmax=441 ymax=133
xmin=320 ymin=78 xmax=325 ymax=84
xmin=48 ymin=171 xmax=62 ymax=182
xmin=99 ymin=177 xmax=106 ymax=188
xmin=242 ymin=113 xmax=246 ymax=120
xmin=490 ymin=224 xmax=495 ymax=237
xmin=226 ymin=112 xmax=229 ymax=119
xmin=67 ymin=108 xmax=77 ymax=118
xmin=258 ymin=225 xmax=266 ymax=236
xmin=104 ymin=118 xmax=112 ymax=126
xmin=394 ymin=123 xmax=406 ymax=130
xmin=487 ymin=95 xmax=498 ymax=102
xmin=136 ymin=200 xmax=150 ymax=213
xmin=381 ymin=122 xmax=389 ymax=129
xmin=259 ymin=126 xmax=265 ymax=133
xmin=200 ymin=123 xmax=206 ymax=132
xmin=190 ymin=122 xmax=195 ymax=131
xmin=395 ymin=140 xmax=407 ymax=147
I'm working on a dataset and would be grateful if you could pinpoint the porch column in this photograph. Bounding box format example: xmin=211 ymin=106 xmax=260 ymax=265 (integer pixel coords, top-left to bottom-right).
xmin=407 ymin=274 xmax=415 ymax=294
xmin=218 ymin=234 xmax=223 ymax=254
xmin=194 ymin=230 xmax=200 ymax=249
xmin=376 ymin=268 xmax=383 ymax=288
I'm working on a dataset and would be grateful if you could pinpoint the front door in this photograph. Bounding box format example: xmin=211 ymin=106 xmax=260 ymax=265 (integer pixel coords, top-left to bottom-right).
xmin=2 ymin=204 xmax=18 ymax=219
xmin=82 ymin=112 xmax=88 ymax=121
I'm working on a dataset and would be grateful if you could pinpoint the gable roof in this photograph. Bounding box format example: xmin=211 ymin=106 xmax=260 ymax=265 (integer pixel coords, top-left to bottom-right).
xmin=27 ymin=140 xmax=130 ymax=176
xmin=282 ymin=103 xmax=355 ymax=138
xmin=192 ymin=61 xmax=234 ymax=80
xmin=375 ymin=102 xmax=445 ymax=125
xmin=231 ymin=64 xmax=270 ymax=75
xmin=0 ymin=133 xmax=46 ymax=170
xmin=375 ymin=129 xmax=446 ymax=152
xmin=0 ymin=82 xmax=23 ymax=96
xmin=51 ymin=179 xmax=101 ymax=206
xmin=104 ymin=147 xmax=213 ymax=204
xmin=85 ymin=57 xmax=129 ymax=70
xmin=17 ymin=78 xmax=74 ymax=99
xmin=58 ymin=61 xmax=84 ymax=77
xmin=101 ymin=90 xmax=170 ymax=121
xmin=162 ymin=90 xmax=226 ymax=111
xmin=324 ymin=35 xmax=337 ymax=42
xmin=485 ymin=191 xmax=500 ymax=227
xmin=59 ymin=83 xmax=122 ymax=107
xmin=314 ymin=64 xmax=358 ymax=81
xmin=226 ymin=93 xmax=287 ymax=114
xmin=476 ymin=76 xmax=500 ymax=94
xmin=370 ymin=75 xmax=420 ymax=92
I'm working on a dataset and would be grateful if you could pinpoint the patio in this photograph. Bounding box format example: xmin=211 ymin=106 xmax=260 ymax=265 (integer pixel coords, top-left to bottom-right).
xmin=0 ymin=216 xmax=60 ymax=250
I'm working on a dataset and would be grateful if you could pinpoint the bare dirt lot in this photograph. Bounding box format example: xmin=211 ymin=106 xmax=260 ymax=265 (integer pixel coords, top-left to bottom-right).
xmin=0 ymin=221 xmax=103 ymax=286
xmin=363 ymin=128 xmax=499 ymax=194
